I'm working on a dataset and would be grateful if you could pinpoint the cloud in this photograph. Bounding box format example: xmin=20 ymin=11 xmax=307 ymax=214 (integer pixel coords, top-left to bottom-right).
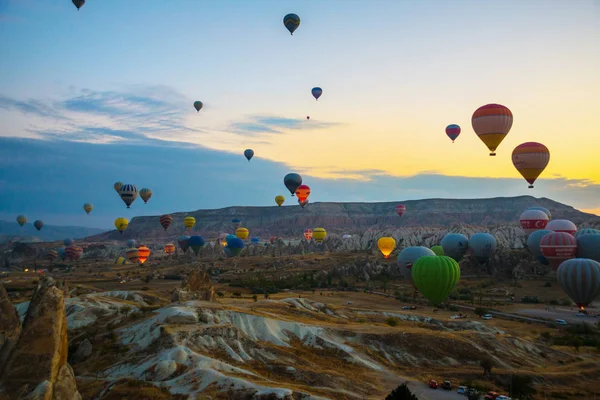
xmin=0 ymin=94 xmax=66 ymax=120
xmin=229 ymin=115 xmax=341 ymax=136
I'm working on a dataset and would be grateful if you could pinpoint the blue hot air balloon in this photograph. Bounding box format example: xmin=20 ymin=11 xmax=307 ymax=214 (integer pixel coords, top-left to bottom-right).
xmin=283 ymin=13 xmax=300 ymax=35
xmin=251 ymin=237 xmax=260 ymax=244
xmin=189 ymin=236 xmax=205 ymax=255
xmin=526 ymin=229 xmax=552 ymax=266
xmin=226 ymin=237 xmax=244 ymax=257
xmin=64 ymin=238 xmax=74 ymax=247
xmin=127 ymin=239 xmax=137 ymax=248
xmin=311 ymin=87 xmax=323 ymax=100
xmin=397 ymin=246 xmax=435 ymax=283
xmin=226 ymin=234 xmax=237 ymax=244
xmin=576 ymin=234 xmax=600 ymax=263
xmin=244 ymin=149 xmax=254 ymax=162
xmin=441 ymin=233 xmax=469 ymax=262
xmin=178 ymin=235 xmax=190 ymax=253
xmin=232 ymin=219 xmax=241 ymax=229
xmin=469 ymin=233 xmax=497 ymax=264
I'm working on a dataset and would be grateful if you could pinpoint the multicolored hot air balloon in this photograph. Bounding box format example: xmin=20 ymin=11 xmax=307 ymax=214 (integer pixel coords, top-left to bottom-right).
xmin=528 ymin=206 xmax=551 ymax=220
xmin=83 ymin=203 xmax=93 ymax=214
xmin=431 ymin=246 xmax=444 ymax=256
xmin=114 ymin=218 xmax=128 ymax=234
xmin=16 ymin=215 xmax=27 ymax=227
xmin=159 ymin=214 xmax=173 ymax=231
xmin=114 ymin=182 xmax=123 ymax=193
xmin=114 ymin=256 xmax=127 ymax=265
xmin=313 ymin=228 xmax=327 ymax=243
xmin=275 ymin=195 xmax=285 ymax=207
xmin=512 ymin=142 xmax=550 ymax=188
xmin=64 ymin=238 xmax=74 ymax=247
xmin=178 ymin=235 xmax=190 ymax=253
xmin=140 ymin=188 xmax=152 ymax=204
xmin=519 ymin=209 xmax=549 ymax=235
xmin=235 ymin=227 xmax=249 ymax=240
xmin=397 ymin=247 xmax=436 ymax=283
xmin=119 ymin=184 xmax=138 ymax=208
xmin=546 ymin=219 xmax=577 ymax=236
xmin=126 ymin=248 xmax=140 ymax=263
xmin=526 ymin=229 xmax=552 ymax=265
xmin=164 ymin=243 xmax=175 ymax=255
xmin=65 ymin=245 xmax=82 ymax=261
xmin=189 ymin=236 xmax=205 ymax=255
xmin=441 ymin=233 xmax=469 ymax=262
xmin=304 ymin=229 xmax=313 ymax=241
xmin=72 ymin=0 xmax=85 ymax=10
xmin=412 ymin=256 xmax=461 ymax=306
xmin=576 ymin=234 xmax=600 ymax=263
xmin=295 ymin=185 xmax=311 ymax=204
xmin=311 ymin=87 xmax=323 ymax=100
xmin=575 ymin=228 xmax=600 ymax=240
xmin=218 ymin=233 xmax=228 ymax=247
xmin=137 ymin=246 xmax=150 ymax=264
xmin=395 ymin=204 xmax=406 ymax=218
xmin=540 ymin=232 xmax=577 ymax=270
xmin=299 ymin=199 xmax=309 ymax=208
xmin=284 ymin=173 xmax=302 ymax=196
xmin=445 ymin=124 xmax=461 ymax=143
xmin=33 ymin=220 xmax=44 ymax=231
xmin=193 ymin=101 xmax=203 ymax=112
xmin=127 ymin=239 xmax=137 ymax=248
xmin=244 ymin=149 xmax=254 ymax=162
xmin=469 ymin=233 xmax=497 ymax=264
xmin=556 ymin=258 xmax=600 ymax=310
xmin=226 ymin=234 xmax=237 ymax=244
xmin=184 ymin=216 xmax=196 ymax=231
xmin=377 ymin=237 xmax=396 ymax=259
xmin=46 ymin=250 xmax=58 ymax=262
xmin=283 ymin=13 xmax=300 ymax=35
xmin=471 ymin=103 xmax=513 ymax=156
xmin=232 ymin=219 xmax=242 ymax=229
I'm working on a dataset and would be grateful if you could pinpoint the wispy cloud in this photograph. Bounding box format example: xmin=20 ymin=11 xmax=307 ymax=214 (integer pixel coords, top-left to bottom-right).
xmin=229 ymin=115 xmax=341 ymax=136
xmin=0 ymin=95 xmax=66 ymax=119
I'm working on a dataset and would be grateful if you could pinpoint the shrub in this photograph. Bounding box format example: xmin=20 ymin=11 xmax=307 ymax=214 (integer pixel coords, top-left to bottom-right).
xmin=252 ymin=295 xmax=258 ymax=302
xmin=543 ymin=282 xmax=552 ymax=288
xmin=232 ymin=291 xmax=241 ymax=298
xmin=216 ymin=291 xmax=225 ymax=298
xmin=141 ymin=286 xmax=150 ymax=291
xmin=386 ymin=317 xmax=398 ymax=327
xmin=560 ymin=298 xmax=572 ymax=306
xmin=549 ymin=299 xmax=559 ymax=305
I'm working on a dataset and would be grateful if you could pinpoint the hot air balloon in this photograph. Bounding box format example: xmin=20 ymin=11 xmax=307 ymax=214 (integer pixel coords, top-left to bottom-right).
xmin=284 ymin=173 xmax=302 ymax=196
xmin=235 ymin=227 xmax=249 ymax=240
xmin=377 ymin=237 xmax=396 ymax=259
xmin=397 ymin=246 xmax=435 ymax=282
xmin=193 ymin=101 xmax=203 ymax=112
xmin=114 ymin=256 xmax=127 ymax=265
xmin=540 ymin=232 xmax=577 ymax=270
xmin=189 ymin=236 xmax=205 ymax=255
xmin=251 ymin=237 xmax=260 ymax=244
xmin=576 ymin=234 xmax=600 ymax=263
xmin=83 ymin=203 xmax=93 ymax=214
xmin=526 ymin=229 xmax=552 ymax=266
xmin=546 ymin=219 xmax=577 ymax=236
xmin=441 ymin=233 xmax=469 ymax=262
xmin=307 ymin=116 xmax=310 ymax=120
xmin=226 ymin=234 xmax=237 ymax=244
xmin=299 ymin=199 xmax=309 ymax=208
xmin=575 ymin=228 xmax=600 ymax=239
xmin=164 ymin=243 xmax=176 ymax=255
xmin=56 ymin=247 xmax=65 ymax=261
xmin=412 ymin=256 xmax=461 ymax=306
xmin=119 ymin=184 xmax=138 ymax=208
xmin=512 ymin=142 xmax=550 ymax=188
xmin=159 ymin=214 xmax=173 ymax=231
xmin=137 ymin=246 xmax=151 ymax=264
xmin=431 ymin=246 xmax=444 ymax=256
xmin=275 ymin=195 xmax=285 ymax=207
xmin=342 ymin=234 xmax=352 ymax=240
xmin=184 ymin=216 xmax=196 ymax=231
xmin=46 ymin=250 xmax=58 ymax=262
xmin=395 ymin=204 xmax=406 ymax=217
xmin=65 ymin=245 xmax=80 ymax=261
xmin=115 ymin=218 xmax=128 ymax=234
xmin=471 ymin=103 xmax=513 ymax=156
xmin=445 ymin=124 xmax=461 ymax=143
xmin=295 ymin=184 xmax=311 ymax=203
xmin=527 ymin=206 xmax=551 ymax=220
xmin=304 ymin=229 xmax=313 ymax=240
xmin=244 ymin=149 xmax=254 ymax=162
xmin=125 ymin=239 xmax=135 ymax=248
xmin=114 ymin=182 xmax=123 ymax=193
xmin=283 ymin=13 xmax=300 ymax=35
xmin=140 ymin=188 xmax=152 ymax=204
xmin=469 ymin=233 xmax=497 ymax=264
xmin=126 ymin=248 xmax=140 ymax=263
xmin=313 ymin=228 xmax=327 ymax=243
xmin=556 ymin=258 xmax=600 ymax=310
xmin=16 ymin=215 xmax=27 ymax=227
xmin=218 ymin=233 xmax=228 ymax=247
xmin=72 ymin=0 xmax=85 ymax=10
xmin=269 ymin=236 xmax=278 ymax=244
xmin=232 ymin=219 xmax=242 ymax=229
xmin=225 ymin=237 xmax=244 ymax=257
xmin=178 ymin=235 xmax=190 ymax=253
xmin=33 ymin=220 xmax=44 ymax=231
xmin=64 ymin=238 xmax=74 ymax=247
xmin=311 ymin=87 xmax=323 ymax=101
xmin=519 ymin=209 xmax=549 ymax=235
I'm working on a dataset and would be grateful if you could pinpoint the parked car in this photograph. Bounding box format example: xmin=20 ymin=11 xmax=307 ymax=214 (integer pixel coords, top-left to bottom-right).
xmin=467 ymin=388 xmax=480 ymax=397
xmin=441 ymin=381 xmax=452 ymax=390
xmin=428 ymin=379 xmax=438 ymax=389
xmin=497 ymin=396 xmax=512 ymax=400
xmin=402 ymin=306 xmax=411 ymax=309
xmin=575 ymin=313 xmax=586 ymax=317
xmin=484 ymin=391 xmax=499 ymax=400
xmin=555 ymin=319 xmax=567 ymax=325
xmin=482 ymin=314 xmax=493 ymax=320
xmin=457 ymin=386 xmax=467 ymax=394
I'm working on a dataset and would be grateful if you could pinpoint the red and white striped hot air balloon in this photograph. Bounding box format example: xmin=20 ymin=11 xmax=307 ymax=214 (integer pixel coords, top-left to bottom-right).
xmin=471 ymin=104 xmax=513 ymax=156
xmin=540 ymin=232 xmax=577 ymax=270
xmin=546 ymin=219 xmax=577 ymax=236
xmin=512 ymin=142 xmax=550 ymax=189
xmin=395 ymin=204 xmax=406 ymax=217
xmin=519 ymin=209 xmax=549 ymax=235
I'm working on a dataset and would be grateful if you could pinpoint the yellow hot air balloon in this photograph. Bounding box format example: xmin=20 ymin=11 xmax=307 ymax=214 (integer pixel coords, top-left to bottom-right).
xmin=184 ymin=216 xmax=196 ymax=230
xmin=83 ymin=203 xmax=93 ymax=214
xmin=164 ymin=243 xmax=176 ymax=255
xmin=471 ymin=104 xmax=513 ymax=156
xmin=313 ymin=228 xmax=327 ymax=243
xmin=114 ymin=256 xmax=127 ymax=265
xmin=16 ymin=215 xmax=27 ymax=227
xmin=275 ymin=195 xmax=285 ymax=207
xmin=140 ymin=188 xmax=152 ymax=204
xmin=236 ymin=227 xmax=249 ymax=240
xmin=114 ymin=217 xmax=128 ymax=234
xmin=377 ymin=237 xmax=396 ymax=259
xmin=114 ymin=181 xmax=123 ymax=193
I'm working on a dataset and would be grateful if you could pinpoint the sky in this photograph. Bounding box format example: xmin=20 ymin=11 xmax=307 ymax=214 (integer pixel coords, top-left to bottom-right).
xmin=1 ymin=0 xmax=599 ymax=229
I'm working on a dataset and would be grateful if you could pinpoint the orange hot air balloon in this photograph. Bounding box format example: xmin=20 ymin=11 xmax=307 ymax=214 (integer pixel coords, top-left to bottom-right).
xmin=471 ymin=103 xmax=513 ymax=156
xmin=304 ymin=229 xmax=313 ymax=240
xmin=164 ymin=243 xmax=175 ymax=255
xmin=126 ymin=248 xmax=139 ymax=263
xmin=295 ymin=184 xmax=311 ymax=202
xmin=511 ymin=142 xmax=550 ymax=189
xmin=137 ymin=245 xmax=150 ymax=264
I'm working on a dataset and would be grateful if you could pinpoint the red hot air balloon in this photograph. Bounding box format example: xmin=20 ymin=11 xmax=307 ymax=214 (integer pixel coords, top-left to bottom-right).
xmin=512 ymin=142 xmax=550 ymax=188
xmin=307 ymin=116 xmax=310 ymax=120
xmin=159 ymin=214 xmax=173 ymax=231
xmin=519 ymin=209 xmax=549 ymax=235
xmin=137 ymin=246 xmax=151 ymax=264
xmin=295 ymin=185 xmax=311 ymax=202
xmin=540 ymin=232 xmax=577 ymax=270
xmin=471 ymin=104 xmax=513 ymax=156
xmin=546 ymin=219 xmax=577 ymax=236
xmin=395 ymin=204 xmax=406 ymax=217
xmin=445 ymin=124 xmax=461 ymax=143
xmin=304 ymin=229 xmax=313 ymax=240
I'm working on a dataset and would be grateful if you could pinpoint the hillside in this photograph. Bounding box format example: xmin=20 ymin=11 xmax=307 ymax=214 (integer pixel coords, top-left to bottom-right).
xmin=87 ymin=196 xmax=599 ymax=241
xmin=0 ymin=220 xmax=107 ymax=243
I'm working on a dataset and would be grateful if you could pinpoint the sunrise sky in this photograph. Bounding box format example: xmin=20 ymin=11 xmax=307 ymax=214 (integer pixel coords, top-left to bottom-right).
xmin=1 ymin=0 xmax=599 ymax=228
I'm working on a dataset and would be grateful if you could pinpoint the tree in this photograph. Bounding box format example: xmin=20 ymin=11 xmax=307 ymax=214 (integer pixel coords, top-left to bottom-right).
xmin=509 ymin=375 xmax=536 ymax=400
xmin=467 ymin=390 xmax=482 ymax=400
xmin=475 ymin=307 xmax=487 ymax=318
xmin=385 ymin=383 xmax=418 ymax=400
xmin=480 ymin=357 xmax=494 ymax=376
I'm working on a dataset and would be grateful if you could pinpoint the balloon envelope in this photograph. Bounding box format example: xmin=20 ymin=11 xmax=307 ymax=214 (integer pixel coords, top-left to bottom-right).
xmin=140 ymin=188 xmax=152 ymax=204
xmin=575 ymin=228 xmax=600 ymax=240
xmin=431 ymin=246 xmax=444 ymax=256
xmin=377 ymin=237 xmax=396 ymax=259
xmin=395 ymin=204 xmax=406 ymax=217
xmin=311 ymin=87 xmax=323 ymax=100
xmin=159 ymin=214 xmax=173 ymax=231
xmin=119 ymin=184 xmax=138 ymax=208
xmin=235 ymin=227 xmax=249 ymax=240
xmin=283 ymin=13 xmax=300 ymax=35
xmin=527 ymin=206 xmax=551 ymax=220
xmin=193 ymin=101 xmax=203 ymax=112
xmin=275 ymin=195 xmax=285 ymax=206
xmin=512 ymin=142 xmax=550 ymax=188
xmin=441 ymin=233 xmax=469 ymax=262
xmin=33 ymin=220 xmax=44 ymax=231
xmin=284 ymin=173 xmax=302 ymax=196
xmin=244 ymin=149 xmax=254 ymax=161
xmin=469 ymin=233 xmax=497 ymax=264
xmin=526 ymin=229 xmax=552 ymax=263
xmin=16 ymin=215 xmax=27 ymax=227
xmin=189 ymin=236 xmax=205 ymax=255
xmin=471 ymin=103 xmax=513 ymax=156
xmin=184 ymin=216 xmax=196 ymax=230
xmin=113 ymin=182 xmax=123 ymax=193
xmin=127 ymin=239 xmax=137 ymax=248
xmin=178 ymin=236 xmax=190 ymax=253
xmin=295 ymin=185 xmax=311 ymax=202
xmin=546 ymin=219 xmax=577 ymax=236
xmin=313 ymin=228 xmax=327 ymax=243
xmin=445 ymin=124 xmax=461 ymax=142
xmin=412 ymin=256 xmax=461 ymax=306
xmin=304 ymin=229 xmax=313 ymax=240
xmin=83 ymin=203 xmax=93 ymax=214
xmin=520 ymin=209 xmax=549 ymax=235
xmin=64 ymin=238 xmax=74 ymax=246
xmin=540 ymin=232 xmax=577 ymax=270
xmin=137 ymin=246 xmax=151 ymax=264
xmin=576 ymin=234 xmax=600 ymax=262
xmin=114 ymin=218 xmax=128 ymax=233
xmin=397 ymin=246 xmax=435 ymax=282
xmin=556 ymin=258 xmax=600 ymax=309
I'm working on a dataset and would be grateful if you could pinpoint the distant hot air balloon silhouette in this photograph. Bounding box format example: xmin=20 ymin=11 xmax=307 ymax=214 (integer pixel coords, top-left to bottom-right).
xmin=275 ymin=195 xmax=285 ymax=207
xmin=114 ymin=182 xmax=123 ymax=193
xmin=33 ymin=220 xmax=44 ymax=231
xmin=184 ymin=216 xmax=196 ymax=231
xmin=283 ymin=13 xmax=300 ymax=35
xmin=164 ymin=243 xmax=176 ymax=255
xmin=16 ymin=215 xmax=27 ymax=227
xmin=159 ymin=214 xmax=173 ymax=231
xmin=307 ymin=116 xmax=310 ymax=120
xmin=445 ymin=124 xmax=461 ymax=143
xmin=284 ymin=173 xmax=302 ymax=196
xmin=114 ymin=218 xmax=128 ymax=234
xmin=178 ymin=236 xmax=190 ymax=253
xmin=193 ymin=101 xmax=203 ymax=112
xmin=189 ymin=236 xmax=205 ymax=255
xmin=311 ymin=87 xmax=323 ymax=100
xmin=244 ymin=149 xmax=254 ymax=162
xmin=395 ymin=204 xmax=406 ymax=218
xmin=46 ymin=250 xmax=58 ymax=262
xmin=127 ymin=239 xmax=137 ymax=248
xmin=83 ymin=203 xmax=93 ymax=215
xmin=471 ymin=104 xmax=513 ymax=156
xmin=72 ymin=0 xmax=85 ymax=10
xmin=512 ymin=142 xmax=550 ymax=188
xmin=140 ymin=188 xmax=152 ymax=204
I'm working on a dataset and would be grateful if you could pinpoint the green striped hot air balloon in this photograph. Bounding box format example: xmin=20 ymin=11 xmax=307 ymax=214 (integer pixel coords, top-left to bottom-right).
xmin=412 ymin=256 xmax=460 ymax=306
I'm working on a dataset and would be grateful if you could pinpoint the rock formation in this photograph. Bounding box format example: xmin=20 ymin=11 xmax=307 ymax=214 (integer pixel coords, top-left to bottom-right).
xmin=0 ymin=283 xmax=21 ymax=377
xmin=172 ymin=270 xmax=215 ymax=302
xmin=0 ymin=277 xmax=81 ymax=400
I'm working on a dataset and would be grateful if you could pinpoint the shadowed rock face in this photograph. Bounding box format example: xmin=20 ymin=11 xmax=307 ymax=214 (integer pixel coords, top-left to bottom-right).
xmin=86 ymin=195 xmax=599 ymax=241
xmin=0 ymin=277 xmax=81 ymax=400
xmin=0 ymin=283 xmax=21 ymax=376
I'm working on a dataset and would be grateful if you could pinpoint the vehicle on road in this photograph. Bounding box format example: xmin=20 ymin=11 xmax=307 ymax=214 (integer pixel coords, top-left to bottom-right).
xmin=484 ymin=391 xmax=499 ymax=400
xmin=457 ymin=386 xmax=467 ymax=394
xmin=442 ymin=381 xmax=452 ymax=390
xmin=575 ymin=313 xmax=586 ymax=317
xmin=556 ymin=319 xmax=567 ymax=325
xmin=497 ymin=395 xmax=512 ymax=400
xmin=482 ymin=314 xmax=493 ymax=320
xmin=428 ymin=379 xmax=438 ymax=389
